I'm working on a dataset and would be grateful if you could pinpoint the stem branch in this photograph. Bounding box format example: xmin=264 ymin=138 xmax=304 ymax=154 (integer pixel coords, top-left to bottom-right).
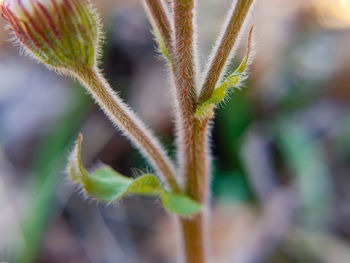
xmin=199 ymin=0 xmax=254 ymax=103
xmin=144 ymin=0 xmax=174 ymax=56
xmin=74 ymin=67 xmax=180 ymax=192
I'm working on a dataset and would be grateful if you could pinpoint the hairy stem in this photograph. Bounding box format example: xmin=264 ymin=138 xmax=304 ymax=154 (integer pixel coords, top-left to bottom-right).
xmin=173 ymin=0 xmax=198 ymax=183
xmin=179 ymin=213 xmax=208 ymax=263
xmin=199 ymin=0 xmax=254 ymax=103
xmin=179 ymin=119 xmax=210 ymax=263
xmin=143 ymin=0 xmax=174 ymax=56
xmin=184 ymin=120 xmax=210 ymax=202
xmin=74 ymin=67 xmax=180 ymax=192
xmin=172 ymin=1 xmax=211 ymax=262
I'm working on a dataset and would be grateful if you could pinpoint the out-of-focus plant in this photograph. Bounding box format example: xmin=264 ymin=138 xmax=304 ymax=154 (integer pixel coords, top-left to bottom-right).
xmin=0 ymin=0 xmax=255 ymax=262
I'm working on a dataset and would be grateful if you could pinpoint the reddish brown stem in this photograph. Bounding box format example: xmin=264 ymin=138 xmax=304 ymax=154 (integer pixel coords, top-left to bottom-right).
xmin=180 ymin=212 xmax=208 ymax=263
xmin=185 ymin=119 xmax=210 ymax=202
xmin=199 ymin=0 xmax=254 ymax=103
xmin=144 ymin=0 xmax=174 ymax=56
xmin=172 ymin=1 xmax=211 ymax=262
xmin=179 ymin=119 xmax=211 ymax=263
xmin=173 ymin=0 xmax=198 ymax=184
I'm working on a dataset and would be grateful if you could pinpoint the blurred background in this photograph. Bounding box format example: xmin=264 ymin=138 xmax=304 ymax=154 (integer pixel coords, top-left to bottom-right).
xmin=1 ymin=0 xmax=350 ymax=262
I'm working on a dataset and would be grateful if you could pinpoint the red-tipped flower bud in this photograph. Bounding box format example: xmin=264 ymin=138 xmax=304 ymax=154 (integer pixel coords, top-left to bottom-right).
xmin=1 ymin=0 xmax=101 ymax=71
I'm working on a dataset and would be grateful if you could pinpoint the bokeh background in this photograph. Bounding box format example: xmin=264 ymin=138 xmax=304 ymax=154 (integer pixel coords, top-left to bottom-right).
xmin=1 ymin=0 xmax=350 ymax=262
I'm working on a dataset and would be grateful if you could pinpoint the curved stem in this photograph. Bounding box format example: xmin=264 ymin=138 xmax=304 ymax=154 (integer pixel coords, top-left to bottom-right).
xmin=74 ymin=67 xmax=180 ymax=192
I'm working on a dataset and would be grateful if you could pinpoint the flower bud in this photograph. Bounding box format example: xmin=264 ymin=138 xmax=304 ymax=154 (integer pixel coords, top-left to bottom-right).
xmin=1 ymin=0 xmax=101 ymax=71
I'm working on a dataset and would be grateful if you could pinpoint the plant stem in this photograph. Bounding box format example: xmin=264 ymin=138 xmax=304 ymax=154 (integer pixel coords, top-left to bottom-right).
xmin=184 ymin=120 xmax=210 ymax=201
xmin=74 ymin=67 xmax=180 ymax=192
xmin=199 ymin=0 xmax=254 ymax=103
xmin=172 ymin=0 xmax=211 ymax=262
xmin=173 ymin=0 xmax=198 ymax=185
xmin=179 ymin=119 xmax=211 ymax=263
xmin=144 ymin=0 xmax=174 ymax=55
xmin=180 ymin=212 xmax=208 ymax=263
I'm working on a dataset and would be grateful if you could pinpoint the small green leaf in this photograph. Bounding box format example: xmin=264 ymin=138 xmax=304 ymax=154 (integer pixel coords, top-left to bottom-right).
xmin=161 ymin=192 xmax=202 ymax=216
xmin=82 ymin=166 xmax=133 ymax=202
xmin=195 ymin=26 xmax=254 ymax=121
xmin=67 ymin=134 xmax=201 ymax=216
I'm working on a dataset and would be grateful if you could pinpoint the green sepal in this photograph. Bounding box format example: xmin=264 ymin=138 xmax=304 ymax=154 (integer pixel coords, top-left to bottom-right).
xmin=68 ymin=134 xmax=201 ymax=216
xmin=195 ymin=26 xmax=254 ymax=121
